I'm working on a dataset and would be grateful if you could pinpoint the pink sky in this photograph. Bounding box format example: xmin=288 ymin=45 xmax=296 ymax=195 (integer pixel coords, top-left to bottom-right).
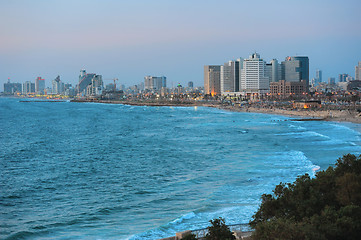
xmin=1 ymin=0 xmax=360 ymax=89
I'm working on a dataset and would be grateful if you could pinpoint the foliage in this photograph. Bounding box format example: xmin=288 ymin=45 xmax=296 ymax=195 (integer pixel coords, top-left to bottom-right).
xmin=250 ymin=154 xmax=361 ymax=240
xmin=181 ymin=233 xmax=197 ymax=240
xmin=205 ymin=217 xmax=235 ymax=240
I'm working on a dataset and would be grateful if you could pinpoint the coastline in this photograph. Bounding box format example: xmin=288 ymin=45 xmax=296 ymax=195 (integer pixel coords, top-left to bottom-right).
xmin=215 ymin=105 xmax=361 ymax=124
xmin=70 ymin=99 xmax=361 ymax=124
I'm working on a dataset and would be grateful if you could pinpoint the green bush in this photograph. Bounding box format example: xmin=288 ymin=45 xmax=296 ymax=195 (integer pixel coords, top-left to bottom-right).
xmin=181 ymin=233 xmax=197 ymax=240
xmin=205 ymin=217 xmax=235 ymax=240
xmin=250 ymin=154 xmax=361 ymax=240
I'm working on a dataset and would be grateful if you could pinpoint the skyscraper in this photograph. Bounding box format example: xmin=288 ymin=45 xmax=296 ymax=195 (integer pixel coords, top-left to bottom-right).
xmin=22 ymin=81 xmax=35 ymax=94
xmin=328 ymin=77 xmax=335 ymax=85
xmin=220 ymin=59 xmax=242 ymax=94
xmin=356 ymin=61 xmax=361 ymax=80
xmin=144 ymin=76 xmax=166 ymax=91
xmin=86 ymin=75 xmax=103 ymax=96
xmin=204 ymin=65 xmax=221 ymax=95
xmin=35 ymin=77 xmax=45 ymax=94
xmin=316 ymin=69 xmax=322 ymax=84
xmin=240 ymin=53 xmax=269 ymax=94
xmin=265 ymin=59 xmax=281 ymax=83
xmin=52 ymin=76 xmax=64 ymax=94
xmin=77 ymin=69 xmax=103 ymax=95
xmin=271 ymin=59 xmax=281 ymax=83
xmin=338 ymin=73 xmax=348 ymax=82
xmin=4 ymin=79 xmax=22 ymax=94
xmin=281 ymin=56 xmax=309 ymax=87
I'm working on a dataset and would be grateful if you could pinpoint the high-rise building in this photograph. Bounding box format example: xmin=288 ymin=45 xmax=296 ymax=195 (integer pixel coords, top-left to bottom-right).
xmin=78 ymin=70 xmax=96 ymax=93
xmin=144 ymin=76 xmax=166 ymax=91
xmin=77 ymin=69 xmax=103 ymax=95
xmin=328 ymin=77 xmax=335 ymax=85
xmin=4 ymin=79 xmax=22 ymax=94
xmin=316 ymin=69 xmax=322 ymax=84
xmin=220 ymin=59 xmax=242 ymax=94
xmin=22 ymin=81 xmax=35 ymax=94
xmin=188 ymin=81 xmax=194 ymax=88
xmin=338 ymin=73 xmax=349 ymax=82
xmin=35 ymin=77 xmax=45 ymax=94
xmin=86 ymin=75 xmax=103 ymax=96
xmin=52 ymin=76 xmax=64 ymax=94
xmin=204 ymin=65 xmax=221 ymax=95
xmin=240 ymin=53 xmax=269 ymax=94
xmin=346 ymin=76 xmax=354 ymax=82
xmin=265 ymin=63 xmax=272 ymax=84
xmin=355 ymin=61 xmax=361 ymax=80
xmin=281 ymin=56 xmax=309 ymax=87
xmin=271 ymin=59 xmax=281 ymax=83
xmin=265 ymin=59 xmax=281 ymax=83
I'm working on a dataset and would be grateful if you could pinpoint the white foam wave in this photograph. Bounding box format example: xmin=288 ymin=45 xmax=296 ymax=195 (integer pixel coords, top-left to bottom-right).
xmin=275 ymin=131 xmax=330 ymax=139
xmin=288 ymin=124 xmax=306 ymax=130
xmin=170 ymin=212 xmax=197 ymax=224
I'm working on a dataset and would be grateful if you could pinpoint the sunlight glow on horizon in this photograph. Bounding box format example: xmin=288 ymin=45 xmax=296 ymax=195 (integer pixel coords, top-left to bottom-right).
xmin=0 ymin=0 xmax=360 ymax=88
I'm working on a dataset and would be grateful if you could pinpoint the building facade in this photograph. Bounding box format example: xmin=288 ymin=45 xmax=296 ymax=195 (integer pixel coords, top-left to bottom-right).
xmin=281 ymin=56 xmax=309 ymax=87
xmin=270 ymin=80 xmax=307 ymax=97
xmin=4 ymin=79 xmax=22 ymax=94
xmin=220 ymin=59 xmax=242 ymax=94
xmin=144 ymin=76 xmax=167 ymax=91
xmin=338 ymin=73 xmax=349 ymax=82
xmin=204 ymin=65 xmax=221 ymax=95
xmin=240 ymin=53 xmax=269 ymax=94
xmin=355 ymin=62 xmax=361 ymax=80
xmin=35 ymin=77 xmax=45 ymax=94
xmin=52 ymin=76 xmax=64 ymax=94
xmin=315 ymin=69 xmax=322 ymax=84
xmin=22 ymin=81 xmax=35 ymax=95
xmin=77 ymin=69 xmax=103 ymax=96
xmin=328 ymin=77 xmax=336 ymax=85
xmin=86 ymin=75 xmax=103 ymax=96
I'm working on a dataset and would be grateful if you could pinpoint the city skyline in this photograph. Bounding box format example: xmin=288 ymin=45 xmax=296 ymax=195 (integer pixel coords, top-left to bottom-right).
xmin=1 ymin=0 xmax=360 ymax=91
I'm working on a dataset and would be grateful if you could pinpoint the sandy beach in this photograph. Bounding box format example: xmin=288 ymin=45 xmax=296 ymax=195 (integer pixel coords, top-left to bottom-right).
xmin=71 ymin=99 xmax=361 ymax=124
xmin=215 ymin=105 xmax=361 ymax=124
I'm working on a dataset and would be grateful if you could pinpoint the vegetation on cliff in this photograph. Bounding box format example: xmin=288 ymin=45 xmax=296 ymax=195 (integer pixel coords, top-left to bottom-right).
xmin=250 ymin=154 xmax=361 ymax=240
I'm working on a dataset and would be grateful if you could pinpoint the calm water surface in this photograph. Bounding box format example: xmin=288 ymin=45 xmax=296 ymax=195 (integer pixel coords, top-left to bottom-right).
xmin=1 ymin=98 xmax=361 ymax=239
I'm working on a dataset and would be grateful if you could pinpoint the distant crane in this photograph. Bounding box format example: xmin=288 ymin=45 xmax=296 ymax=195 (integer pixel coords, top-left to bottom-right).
xmin=113 ymin=78 xmax=118 ymax=92
xmin=104 ymin=78 xmax=119 ymax=92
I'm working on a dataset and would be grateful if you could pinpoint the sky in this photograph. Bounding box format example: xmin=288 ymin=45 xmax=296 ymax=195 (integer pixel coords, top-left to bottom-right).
xmin=1 ymin=0 xmax=361 ymax=90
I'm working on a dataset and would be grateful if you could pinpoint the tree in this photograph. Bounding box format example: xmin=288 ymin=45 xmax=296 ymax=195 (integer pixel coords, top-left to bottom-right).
xmin=205 ymin=217 xmax=235 ymax=240
xmin=181 ymin=233 xmax=197 ymax=240
xmin=250 ymin=154 xmax=361 ymax=240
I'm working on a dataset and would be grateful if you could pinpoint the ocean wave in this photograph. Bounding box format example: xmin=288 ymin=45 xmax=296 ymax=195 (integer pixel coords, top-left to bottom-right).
xmin=275 ymin=131 xmax=330 ymax=139
xmin=4 ymin=228 xmax=55 ymax=240
xmin=288 ymin=124 xmax=306 ymax=130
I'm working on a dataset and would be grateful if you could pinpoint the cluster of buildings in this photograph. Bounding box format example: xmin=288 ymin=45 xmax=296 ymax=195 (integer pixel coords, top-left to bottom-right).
xmin=4 ymin=76 xmax=75 ymax=97
xmin=205 ymin=53 xmax=361 ymax=98
xmin=77 ymin=69 xmax=103 ymax=97
xmin=310 ymin=62 xmax=361 ymax=94
xmin=3 ymin=60 xmax=361 ymax=100
xmin=204 ymin=53 xmax=309 ymax=98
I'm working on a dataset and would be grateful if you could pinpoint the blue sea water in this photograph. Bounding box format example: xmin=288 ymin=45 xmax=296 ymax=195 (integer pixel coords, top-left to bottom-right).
xmin=1 ymin=97 xmax=361 ymax=240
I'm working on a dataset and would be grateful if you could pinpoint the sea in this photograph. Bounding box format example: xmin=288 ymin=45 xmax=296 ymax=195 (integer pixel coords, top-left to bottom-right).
xmin=1 ymin=97 xmax=361 ymax=240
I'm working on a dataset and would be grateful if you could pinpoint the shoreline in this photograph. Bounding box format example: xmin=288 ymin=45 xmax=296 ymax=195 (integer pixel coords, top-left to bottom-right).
xmin=70 ymin=99 xmax=361 ymax=124
xmin=215 ymin=105 xmax=361 ymax=124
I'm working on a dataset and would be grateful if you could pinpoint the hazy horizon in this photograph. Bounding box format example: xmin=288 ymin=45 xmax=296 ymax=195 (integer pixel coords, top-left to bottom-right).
xmin=1 ymin=0 xmax=360 ymax=91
